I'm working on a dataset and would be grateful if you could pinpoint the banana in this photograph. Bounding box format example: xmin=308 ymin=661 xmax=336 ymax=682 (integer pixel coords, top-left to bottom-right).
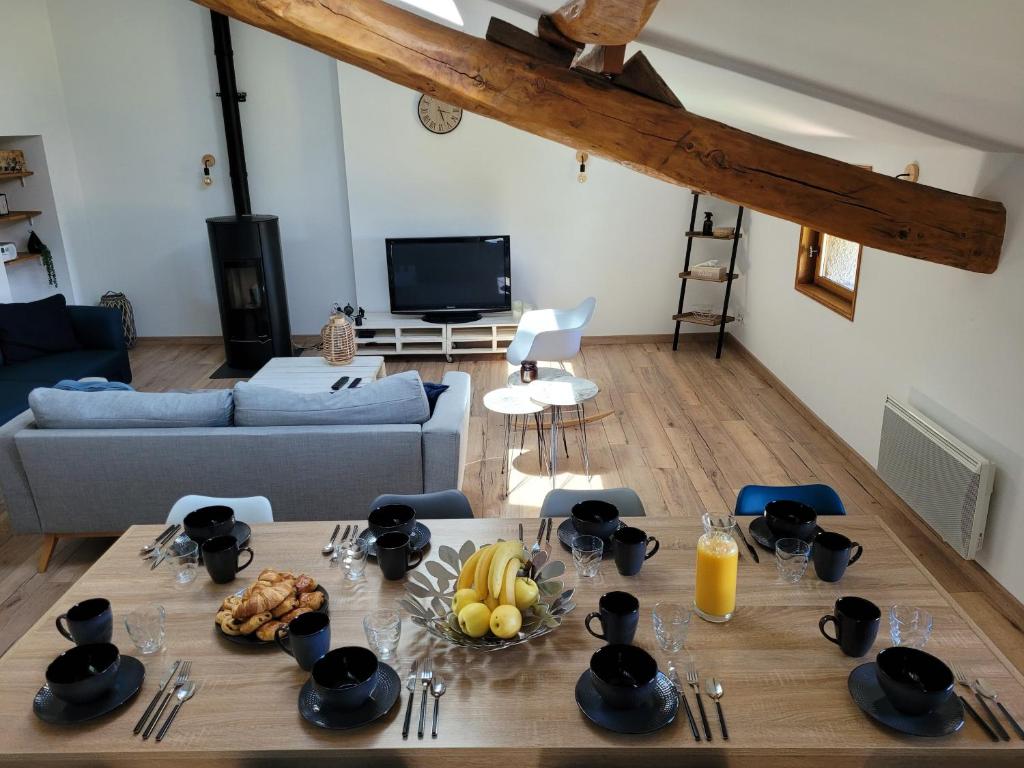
xmin=500 ymin=558 xmax=519 ymax=606
xmin=488 ymin=541 xmax=525 ymax=599
xmin=473 ymin=543 xmax=499 ymax=600
xmin=457 ymin=546 xmax=487 ymax=591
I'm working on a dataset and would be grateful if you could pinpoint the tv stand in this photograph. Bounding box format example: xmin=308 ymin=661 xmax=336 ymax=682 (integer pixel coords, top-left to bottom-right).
xmin=352 ymin=312 xmax=518 ymax=361
xmin=422 ymin=311 xmax=481 ymax=324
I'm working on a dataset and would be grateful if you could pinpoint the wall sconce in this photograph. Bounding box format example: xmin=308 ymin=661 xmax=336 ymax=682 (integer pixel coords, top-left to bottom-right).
xmin=576 ymin=150 xmax=588 ymax=183
xmin=896 ymin=161 xmax=920 ymax=183
xmin=202 ymin=154 xmax=216 ymax=187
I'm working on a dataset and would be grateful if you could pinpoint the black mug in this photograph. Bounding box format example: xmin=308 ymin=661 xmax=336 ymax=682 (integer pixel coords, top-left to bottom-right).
xmin=812 ymin=531 xmax=863 ymax=582
xmin=819 ymin=596 xmax=880 ymax=657
xmin=55 ymin=598 xmax=113 ymax=645
xmin=612 ymin=526 xmax=659 ymax=576
xmin=202 ymin=535 xmax=254 ymax=584
xmin=376 ymin=531 xmax=423 ymax=580
xmin=585 ymin=591 xmax=640 ymax=644
xmin=276 ymin=612 xmax=330 ymax=671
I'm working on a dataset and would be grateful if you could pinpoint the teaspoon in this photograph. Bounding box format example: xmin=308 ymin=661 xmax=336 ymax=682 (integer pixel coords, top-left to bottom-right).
xmin=704 ymin=676 xmax=729 ymax=740
xmin=430 ymin=678 xmax=447 ymax=738
xmin=321 ymin=524 xmax=342 ymax=555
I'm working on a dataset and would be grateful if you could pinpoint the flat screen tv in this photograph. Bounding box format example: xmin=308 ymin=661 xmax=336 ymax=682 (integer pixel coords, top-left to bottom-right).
xmin=386 ymin=235 xmax=511 ymax=323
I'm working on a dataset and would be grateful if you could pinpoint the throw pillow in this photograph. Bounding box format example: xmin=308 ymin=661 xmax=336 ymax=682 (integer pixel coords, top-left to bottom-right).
xmin=53 ymin=379 xmax=134 ymax=392
xmin=29 ymin=388 xmax=234 ymax=428
xmin=234 ymin=370 xmax=430 ymax=427
xmin=423 ymin=382 xmax=449 ymax=413
xmin=0 ymin=294 xmax=80 ymax=363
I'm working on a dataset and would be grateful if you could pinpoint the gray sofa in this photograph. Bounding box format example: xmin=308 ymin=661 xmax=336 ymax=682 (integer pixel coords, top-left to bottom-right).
xmin=0 ymin=370 xmax=470 ymax=565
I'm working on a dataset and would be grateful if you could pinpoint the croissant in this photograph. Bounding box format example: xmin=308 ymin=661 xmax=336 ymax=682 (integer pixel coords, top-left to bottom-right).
xmin=279 ymin=606 xmax=311 ymax=624
xmin=271 ymin=596 xmax=298 ymax=619
xmin=295 ymin=575 xmax=317 ymax=594
xmin=258 ymin=569 xmax=286 ymax=583
xmin=232 ymin=582 xmax=292 ymax=619
xmin=298 ymin=591 xmax=324 ymax=611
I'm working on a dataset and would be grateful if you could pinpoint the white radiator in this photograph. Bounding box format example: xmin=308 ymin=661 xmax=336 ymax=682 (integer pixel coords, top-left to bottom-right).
xmin=877 ymin=397 xmax=993 ymax=560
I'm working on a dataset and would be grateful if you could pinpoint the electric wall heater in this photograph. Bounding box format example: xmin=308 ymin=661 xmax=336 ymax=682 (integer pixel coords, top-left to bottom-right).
xmin=877 ymin=397 xmax=993 ymax=560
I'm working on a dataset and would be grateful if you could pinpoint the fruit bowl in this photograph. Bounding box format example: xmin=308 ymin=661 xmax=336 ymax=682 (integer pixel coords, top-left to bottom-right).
xmin=400 ymin=540 xmax=575 ymax=651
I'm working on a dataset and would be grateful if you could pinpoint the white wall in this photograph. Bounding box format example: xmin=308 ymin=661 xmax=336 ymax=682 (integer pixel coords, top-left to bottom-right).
xmin=41 ymin=0 xmax=354 ymax=335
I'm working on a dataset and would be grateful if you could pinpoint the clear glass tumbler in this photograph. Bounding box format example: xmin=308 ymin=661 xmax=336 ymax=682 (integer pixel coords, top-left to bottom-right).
xmin=166 ymin=540 xmax=199 ymax=587
xmin=124 ymin=604 xmax=166 ymax=654
xmin=653 ymin=602 xmax=692 ymax=653
xmin=775 ymin=538 xmax=811 ymax=584
xmin=363 ymin=608 xmax=402 ymax=659
xmin=572 ymin=535 xmax=604 ymax=578
xmin=889 ymin=604 xmax=933 ymax=648
xmin=340 ymin=539 xmax=369 ymax=581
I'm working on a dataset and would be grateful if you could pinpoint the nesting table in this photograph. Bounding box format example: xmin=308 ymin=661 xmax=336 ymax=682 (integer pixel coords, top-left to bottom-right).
xmin=482 ymin=387 xmax=547 ymax=496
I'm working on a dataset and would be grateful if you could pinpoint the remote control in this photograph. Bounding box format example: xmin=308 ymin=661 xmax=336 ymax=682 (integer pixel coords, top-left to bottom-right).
xmin=331 ymin=376 xmax=349 ymax=391
xmin=349 ymin=378 xmax=362 ymax=388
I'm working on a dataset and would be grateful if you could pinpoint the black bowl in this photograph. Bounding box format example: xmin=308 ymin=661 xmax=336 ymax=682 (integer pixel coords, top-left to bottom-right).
xmin=311 ymin=647 xmax=379 ymax=710
xmin=589 ymin=644 xmax=658 ymax=710
xmin=572 ymin=500 xmax=620 ymax=540
xmin=764 ymin=500 xmax=818 ymax=541
xmin=876 ymin=647 xmax=954 ymax=715
xmin=183 ymin=505 xmax=235 ymax=543
xmin=367 ymin=504 xmax=416 ymax=538
xmin=45 ymin=642 xmax=121 ymax=705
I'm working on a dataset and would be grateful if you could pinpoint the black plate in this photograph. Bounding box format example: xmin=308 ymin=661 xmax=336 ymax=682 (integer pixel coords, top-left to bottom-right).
xmin=33 ymin=655 xmax=145 ymax=725
xmin=358 ymin=523 xmax=432 ymax=558
xmin=216 ymin=585 xmax=330 ymax=646
xmin=298 ymin=662 xmax=400 ymax=730
xmin=748 ymin=516 xmax=824 ymax=553
xmin=556 ymin=518 xmax=623 ymax=558
xmin=575 ymin=670 xmax=678 ymax=734
xmin=848 ymin=662 xmax=963 ymax=737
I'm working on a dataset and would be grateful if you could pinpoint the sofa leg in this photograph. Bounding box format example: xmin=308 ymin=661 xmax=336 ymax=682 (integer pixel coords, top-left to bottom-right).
xmin=38 ymin=534 xmax=59 ymax=573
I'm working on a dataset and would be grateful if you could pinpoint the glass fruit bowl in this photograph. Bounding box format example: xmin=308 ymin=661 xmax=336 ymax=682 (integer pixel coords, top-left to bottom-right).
xmin=400 ymin=540 xmax=575 ymax=651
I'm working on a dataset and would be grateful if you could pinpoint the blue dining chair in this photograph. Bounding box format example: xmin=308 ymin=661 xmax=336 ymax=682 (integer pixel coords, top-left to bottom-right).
xmin=733 ymin=484 xmax=846 ymax=516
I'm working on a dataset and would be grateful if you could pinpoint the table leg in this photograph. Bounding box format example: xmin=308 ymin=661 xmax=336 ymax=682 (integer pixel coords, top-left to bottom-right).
xmin=577 ymin=402 xmax=591 ymax=480
xmin=534 ymin=412 xmax=545 ymax=472
xmin=501 ymin=414 xmax=510 ymax=477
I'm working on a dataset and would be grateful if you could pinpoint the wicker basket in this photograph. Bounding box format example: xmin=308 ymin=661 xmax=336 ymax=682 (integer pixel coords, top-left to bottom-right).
xmin=321 ymin=313 xmax=356 ymax=366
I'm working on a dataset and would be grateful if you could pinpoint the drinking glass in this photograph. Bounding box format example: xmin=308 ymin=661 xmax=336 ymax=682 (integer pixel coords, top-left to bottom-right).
xmin=653 ymin=602 xmax=691 ymax=653
xmin=572 ymin=535 xmax=604 ymax=578
xmin=889 ymin=604 xmax=933 ymax=648
xmin=363 ymin=608 xmax=402 ymax=659
xmin=124 ymin=604 xmax=166 ymax=654
xmin=166 ymin=540 xmax=199 ymax=587
xmin=339 ymin=539 xmax=369 ymax=581
xmin=775 ymin=538 xmax=811 ymax=584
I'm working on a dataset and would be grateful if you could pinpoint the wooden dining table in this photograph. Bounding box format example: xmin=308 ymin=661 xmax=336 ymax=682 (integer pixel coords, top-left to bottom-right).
xmin=0 ymin=516 xmax=1022 ymax=767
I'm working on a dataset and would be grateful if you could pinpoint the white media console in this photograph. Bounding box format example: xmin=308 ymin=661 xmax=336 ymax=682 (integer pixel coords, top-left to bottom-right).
xmin=354 ymin=312 xmax=518 ymax=361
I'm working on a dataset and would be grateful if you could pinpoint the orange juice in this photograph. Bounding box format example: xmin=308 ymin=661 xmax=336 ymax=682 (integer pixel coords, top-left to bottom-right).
xmin=694 ymin=532 xmax=738 ymax=622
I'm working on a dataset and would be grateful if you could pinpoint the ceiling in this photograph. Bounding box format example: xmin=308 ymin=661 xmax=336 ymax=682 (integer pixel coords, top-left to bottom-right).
xmin=493 ymin=0 xmax=1024 ymax=152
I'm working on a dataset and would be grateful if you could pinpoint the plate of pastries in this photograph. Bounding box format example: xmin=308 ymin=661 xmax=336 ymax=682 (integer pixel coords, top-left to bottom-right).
xmin=214 ymin=568 xmax=329 ymax=646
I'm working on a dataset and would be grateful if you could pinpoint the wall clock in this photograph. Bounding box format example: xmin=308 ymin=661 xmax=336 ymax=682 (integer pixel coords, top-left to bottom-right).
xmin=417 ymin=94 xmax=463 ymax=135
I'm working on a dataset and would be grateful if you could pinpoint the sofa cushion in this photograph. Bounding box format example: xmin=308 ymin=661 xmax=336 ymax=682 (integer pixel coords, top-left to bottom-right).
xmin=0 ymin=349 xmax=128 ymax=384
xmin=29 ymin=388 xmax=234 ymax=429
xmin=234 ymin=370 xmax=430 ymax=427
xmin=0 ymin=294 xmax=80 ymax=363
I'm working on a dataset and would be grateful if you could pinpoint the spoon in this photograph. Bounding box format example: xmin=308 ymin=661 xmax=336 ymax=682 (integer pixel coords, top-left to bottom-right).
xmin=155 ymin=680 xmax=197 ymax=742
xmin=430 ymin=677 xmax=447 ymax=738
xmin=321 ymin=524 xmax=342 ymax=555
xmin=704 ymin=677 xmax=729 ymax=740
xmin=975 ymin=678 xmax=1021 ymax=740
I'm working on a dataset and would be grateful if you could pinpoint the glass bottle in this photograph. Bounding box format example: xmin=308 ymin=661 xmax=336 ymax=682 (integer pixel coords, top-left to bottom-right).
xmin=694 ymin=514 xmax=738 ymax=622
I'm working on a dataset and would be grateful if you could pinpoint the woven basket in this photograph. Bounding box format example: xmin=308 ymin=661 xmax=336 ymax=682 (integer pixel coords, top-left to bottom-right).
xmin=321 ymin=313 xmax=356 ymax=366
xmin=98 ymin=291 xmax=137 ymax=349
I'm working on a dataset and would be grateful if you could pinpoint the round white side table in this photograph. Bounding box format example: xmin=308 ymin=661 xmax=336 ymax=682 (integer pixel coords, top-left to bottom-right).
xmin=505 ymin=366 xmax=573 ymax=388
xmin=483 ymin=387 xmax=547 ymax=497
xmin=527 ymin=377 xmax=599 ymax=487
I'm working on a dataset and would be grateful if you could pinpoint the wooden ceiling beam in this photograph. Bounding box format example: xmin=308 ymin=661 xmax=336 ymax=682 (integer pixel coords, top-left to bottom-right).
xmin=549 ymin=0 xmax=660 ymax=46
xmin=192 ymin=0 xmax=1005 ymax=273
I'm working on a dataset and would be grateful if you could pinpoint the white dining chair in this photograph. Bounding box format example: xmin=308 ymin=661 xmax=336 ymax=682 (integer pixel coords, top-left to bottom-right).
xmin=166 ymin=494 xmax=274 ymax=525
xmin=506 ymin=297 xmax=596 ymax=367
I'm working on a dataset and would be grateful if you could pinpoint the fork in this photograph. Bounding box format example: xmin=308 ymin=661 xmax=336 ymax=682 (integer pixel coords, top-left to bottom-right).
xmin=402 ymin=660 xmax=419 ymax=738
xmin=143 ymin=661 xmax=190 ymax=740
xmin=531 ymin=519 xmax=546 ymax=556
xmin=685 ymin=661 xmax=712 ymax=741
xmin=417 ymin=659 xmax=434 ymax=739
xmin=950 ymin=663 xmax=1001 ymax=741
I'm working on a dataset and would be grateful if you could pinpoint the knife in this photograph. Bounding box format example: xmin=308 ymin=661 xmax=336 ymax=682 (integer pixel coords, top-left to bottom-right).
xmin=669 ymin=664 xmax=700 ymax=741
xmin=545 ymin=517 xmax=553 ymax=546
xmin=732 ymin=519 xmax=759 ymax=563
xmin=133 ymin=659 xmax=180 ymax=734
xmin=150 ymin=536 xmax=183 ymax=570
xmin=960 ymin=695 xmax=1000 ymax=741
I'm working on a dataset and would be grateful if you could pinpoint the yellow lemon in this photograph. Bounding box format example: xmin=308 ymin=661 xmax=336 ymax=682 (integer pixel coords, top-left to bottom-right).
xmin=514 ymin=577 xmax=540 ymax=610
xmin=457 ymin=602 xmax=491 ymax=638
xmin=489 ymin=605 xmax=523 ymax=639
xmin=452 ymin=588 xmax=481 ymax=615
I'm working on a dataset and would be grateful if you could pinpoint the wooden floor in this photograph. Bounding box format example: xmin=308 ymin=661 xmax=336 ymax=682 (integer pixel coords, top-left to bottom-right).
xmin=1 ymin=337 xmax=1022 ymax=668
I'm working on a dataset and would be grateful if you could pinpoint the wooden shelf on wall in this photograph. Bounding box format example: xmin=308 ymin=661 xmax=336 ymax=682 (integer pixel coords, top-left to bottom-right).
xmin=0 ymin=211 xmax=42 ymax=226
xmin=679 ymin=270 xmax=739 ymax=283
xmin=0 ymin=171 xmax=34 ymax=182
xmin=3 ymin=253 xmax=39 ymax=267
xmin=673 ymin=311 xmax=735 ymax=326
xmin=685 ymin=231 xmax=742 ymax=240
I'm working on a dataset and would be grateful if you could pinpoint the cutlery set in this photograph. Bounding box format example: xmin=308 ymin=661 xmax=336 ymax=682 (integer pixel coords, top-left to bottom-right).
xmin=950 ymin=663 xmax=1022 ymax=741
xmin=135 ymin=659 xmax=198 ymax=742
xmin=328 ymin=525 xmax=358 ymax=564
xmin=531 ymin=518 xmax=553 ymax=556
xmin=667 ymin=661 xmax=728 ymax=741
xmin=138 ymin=525 xmax=181 ymax=567
xmin=403 ymin=659 xmax=447 ymax=739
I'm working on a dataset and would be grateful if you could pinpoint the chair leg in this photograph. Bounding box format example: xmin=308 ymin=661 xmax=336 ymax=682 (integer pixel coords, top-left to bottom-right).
xmin=38 ymin=534 xmax=59 ymax=573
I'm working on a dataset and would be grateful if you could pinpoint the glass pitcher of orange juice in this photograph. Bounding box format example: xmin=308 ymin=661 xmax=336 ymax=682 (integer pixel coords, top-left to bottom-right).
xmin=694 ymin=514 xmax=739 ymax=622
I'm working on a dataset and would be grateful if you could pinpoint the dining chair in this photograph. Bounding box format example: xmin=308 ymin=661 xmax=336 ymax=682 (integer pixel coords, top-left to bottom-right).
xmin=369 ymin=489 xmax=474 ymax=520
xmin=539 ymin=487 xmax=646 ymax=518
xmin=166 ymin=494 xmax=275 ymax=524
xmin=733 ymin=484 xmax=846 ymax=516
xmin=505 ymin=297 xmax=597 ymax=367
